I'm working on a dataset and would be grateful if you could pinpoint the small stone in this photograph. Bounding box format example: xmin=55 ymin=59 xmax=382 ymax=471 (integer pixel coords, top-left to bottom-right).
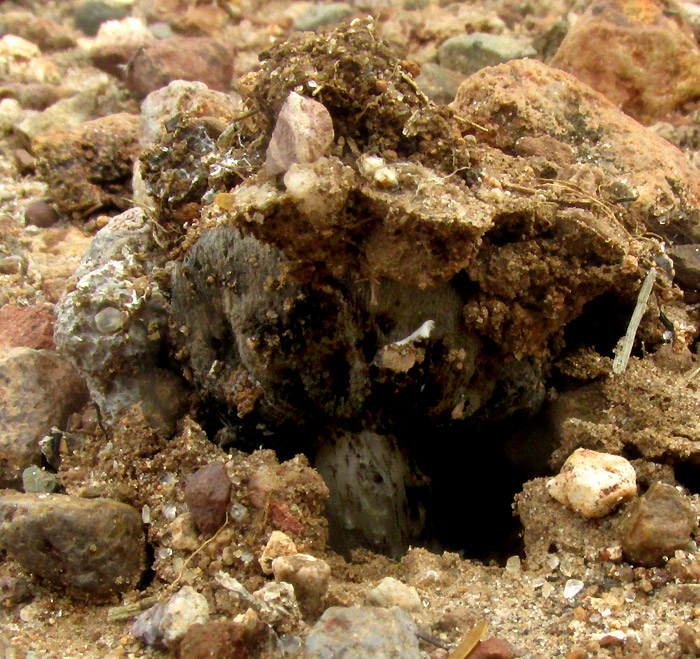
xmin=185 ymin=461 xmax=231 ymax=536
xmin=264 ymin=92 xmax=334 ymax=176
xmin=272 ymin=553 xmax=331 ymax=616
xmin=293 ymin=3 xmax=353 ymax=31
xmin=669 ymin=244 xmax=700 ymax=291
xmin=94 ymin=307 xmax=124 ymax=334
xmin=132 ymin=602 xmax=167 ymax=647
xmin=546 ymin=448 xmax=637 ymax=518
xmin=623 ymin=482 xmax=696 ymax=567
xmin=253 ymin=581 xmax=298 ymax=623
xmin=0 ymin=97 xmax=22 ymax=134
xmin=25 ymin=200 xmax=59 ymax=228
xmin=563 ymin=579 xmax=584 ymax=599
xmin=177 ymin=621 xmax=248 ymax=659
xmin=125 ymin=37 xmax=232 ymax=100
xmin=366 ymin=576 xmax=422 ymax=613
xmin=0 ymin=493 xmax=146 ymax=598
xmin=0 ymin=348 xmax=87 ymax=486
xmin=13 ymin=148 xmax=35 ymax=174
xmin=0 ymin=575 xmax=31 ymax=607
xmin=159 ymin=586 xmax=210 ymax=646
xmin=438 ymin=32 xmax=535 ymax=77
xmin=0 ymin=255 xmax=23 ymax=274
xmin=305 ymin=606 xmax=420 ymax=658
xmin=22 ymin=465 xmax=57 ymax=493
xmin=74 ymin=1 xmax=129 ymax=37
xmin=169 ymin=512 xmax=200 ymax=552
xmin=415 ymin=62 xmax=465 ymax=104
xmin=259 ymin=530 xmax=298 ymax=574
xmin=505 ymin=555 xmax=521 ymax=575
xmin=469 ymin=638 xmax=515 ymax=659
xmin=0 ymin=11 xmax=75 ymax=51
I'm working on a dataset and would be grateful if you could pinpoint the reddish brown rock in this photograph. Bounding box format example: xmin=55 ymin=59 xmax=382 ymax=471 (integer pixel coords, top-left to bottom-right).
xmin=0 ymin=11 xmax=76 ymax=51
xmin=185 ymin=461 xmax=231 ymax=535
xmin=25 ymin=200 xmax=59 ymax=228
xmin=470 ymin=638 xmax=515 ymax=659
xmin=452 ymin=58 xmax=700 ymax=244
xmin=178 ymin=621 xmax=248 ymax=659
xmin=0 ymin=347 xmax=88 ymax=487
xmin=125 ymin=37 xmax=233 ymax=100
xmin=550 ymin=0 xmax=700 ymax=124
xmin=0 ymin=303 xmax=55 ymax=350
xmin=0 ymin=493 xmax=146 ymax=599
xmin=0 ymin=82 xmax=72 ymax=111
xmin=623 ymin=482 xmax=696 ymax=566
xmin=33 ymin=113 xmax=140 ymax=219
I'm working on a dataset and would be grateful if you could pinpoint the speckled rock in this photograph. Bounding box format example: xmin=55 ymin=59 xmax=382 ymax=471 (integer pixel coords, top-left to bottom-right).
xmin=33 ymin=112 xmax=140 ymax=218
xmin=54 ymin=207 xmax=186 ymax=429
xmin=185 ymin=461 xmax=231 ymax=536
xmin=304 ymin=606 xmax=421 ymax=658
xmin=438 ymin=32 xmax=535 ymax=76
xmin=125 ymin=37 xmax=232 ymax=100
xmin=259 ymin=531 xmax=298 ymax=574
xmin=546 ymin=448 xmax=637 ymax=518
xmin=0 ymin=303 xmax=55 ymax=350
xmin=550 ymin=0 xmax=700 ymax=124
xmin=0 ymin=493 xmax=146 ymax=598
xmin=366 ymin=576 xmax=422 ymax=612
xmin=159 ymin=586 xmax=210 ymax=646
xmin=622 ymin=482 xmax=696 ymax=567
xmin=452 ymin=57 xmax=700 ymax=244
xmin=272 ymin=553 xmax=331 ymax=616
xmin=0 ymin=347 xmax=87 ymax=487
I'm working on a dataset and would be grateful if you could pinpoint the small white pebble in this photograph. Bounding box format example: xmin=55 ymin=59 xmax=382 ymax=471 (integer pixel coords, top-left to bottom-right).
xmin=563 ymin=579 xmax=584 ymax=599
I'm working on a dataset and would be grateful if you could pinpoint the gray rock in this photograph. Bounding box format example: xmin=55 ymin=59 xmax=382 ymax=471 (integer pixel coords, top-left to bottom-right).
xmin=670 ymin=244 xmax=700 ymax=290
xmin=22 ymin=465 xmax=57 ymax=493
xmin=304 ymin=606 xmax=421 ymax=658
xmin=74 ymin=1 xmax=129 ymax=36
xmin=623 ymin=482 xmax=696 ymax=567
xmin=294 ymin=3 xmax=353 ymax=31
xmin=0 ymin=493 xmax=146 ymax=599
xmin=366 ymin=577 xmax=422 ymax=613
xmin=54 ymin=207 xmax=186 ymax=430
xmin=0 ymin=347 xmax=87 ymax=488
xmin=438 ymin=32 xmax=536 ymax=76
xmin=415 ymin=62 xmax=466 ymax=104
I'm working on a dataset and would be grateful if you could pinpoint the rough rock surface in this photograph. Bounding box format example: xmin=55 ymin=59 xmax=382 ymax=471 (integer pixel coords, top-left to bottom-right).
xmin=184 ymin=460 xmax=231 ymax=536
xmin=623 ymin=482 xmax=697 ymax=566
xmin=550 ymin=0 xmax=700 ymax=124
xmin=0 ymin=493 xmax=146 ymax=598
xmin=304 ymin=606 xmax=421 ymax=658
xmin=32 ymin=113 xmax=140 ymax=219
xmin=0 ymin=347 xmax=87 ymax=487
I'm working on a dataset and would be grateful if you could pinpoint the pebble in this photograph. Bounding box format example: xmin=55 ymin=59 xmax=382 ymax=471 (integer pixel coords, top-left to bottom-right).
xmin=563 ymin=579 xmax=584 ymax=599
xmin=21 ymin=465 xmax=57 ymax=493
xmin=365 ymin=576 xmax=422 ymax=613
xmin=669 ymin=244 xmax=700 ymax=291
xmin=13 ymin=148 xmax=35 ymax=174
xmin=125 ymin=37 xmax=232 ymax=100
xmin=272 ymin=553 xmax=331 ymax=616
xmin=623 ymin=481 xmax=696 ymax=567
xmin=293 ymin=3 xmax=353 ymax=31
xmin=0 ymin=575 xmax=31 ymax=607
xmin=0 ymin=493 xmax=146 ymax=598
xmin=0 ymin=97 xmax=22 ymax=133
xmin=185 ymin=461 xmax=231 ymax=536
xmin=678 ymin=623 xmax=700 ymax=656
xmin=0 ymin=347 xmax=87 ymax=486
xmin=546 ymin=448 xmax=637 ymax=518
xmin=73 ymin=1 xmax=129 ymax=36
xmin=0 ymin=11 xmax=75 ymax=51
xmin=169 ymin=512 xmax=200 ymax=551
xmin=469 ymin=638 xmax=515 ymax=659
xmin=305 ymin=606 xmax=421 ymax=658
xmin=265 ymin=92 xmax=334 ymax=176
xmin=0 ymin=255 xmax=23 ymax=274
xmin=159 ymin=586 xmax=210 ymax=646
xmin=94 ymin=306 xmax=124 ymax=334
xmin=415 ymin=62 xmax=466 ymax=104
xmin=438 ymin=32 xmax=536 ymax=77
xmin=259 ymin=530 xmax=298 ymax=574
xmin=24 ymin=200 xmax=58 ymax=228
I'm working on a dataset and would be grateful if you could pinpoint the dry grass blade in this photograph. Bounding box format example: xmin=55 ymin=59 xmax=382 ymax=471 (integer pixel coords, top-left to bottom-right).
xmin=447 ymin=620 xmax=488 ymax=659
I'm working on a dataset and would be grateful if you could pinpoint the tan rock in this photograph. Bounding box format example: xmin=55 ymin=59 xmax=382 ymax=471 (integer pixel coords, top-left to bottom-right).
xmin=259 ymin=531 xmax=298 ymax=575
